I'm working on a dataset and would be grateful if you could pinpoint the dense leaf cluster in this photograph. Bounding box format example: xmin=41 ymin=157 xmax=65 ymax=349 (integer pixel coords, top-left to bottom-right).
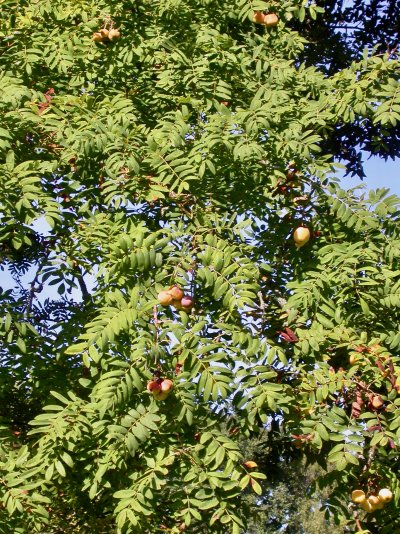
xmin=0 ymin=1 xmax=400 ymax=532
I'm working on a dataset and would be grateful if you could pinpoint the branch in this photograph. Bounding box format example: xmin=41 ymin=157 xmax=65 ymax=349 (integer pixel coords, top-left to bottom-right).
xmin=74 ymin=266 xmax=90 ymax=300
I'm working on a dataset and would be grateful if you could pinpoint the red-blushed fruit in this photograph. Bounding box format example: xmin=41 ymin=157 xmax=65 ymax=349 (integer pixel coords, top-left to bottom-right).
xmin=100 ymin=28 xmax=109 ymax=39
xmin=252 ymin=11 xmax=265 ymax=24
xmin=158 ymin=290 xmax=173 ymax=306
xmin=152 ymin=379 xmax=174 ymax=401
xmin=168 ymin=285 xmax=184 ymax=300
xmin=243 ymin=460 xmax=258 ymax=468
xmin=264 ymin=13 xmax=279 ymax=27
xmin=351 ymin=489 xmax=366 ymax=504
xmin=146 ymin=380 xmax=161 ymax=392
xmin=378 ymin=488 xmax=393 ymax=503
xmin=181 ymin=295 xmax=194 ymax=310
xmin=293 ymin=227 xmax=310 ymax=248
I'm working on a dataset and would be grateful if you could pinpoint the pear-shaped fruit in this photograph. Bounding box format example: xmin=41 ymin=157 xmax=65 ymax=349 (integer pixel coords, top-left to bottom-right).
xmin=168 ymin=285 xmax=184 ymax=300
xmin=368 ymin=495 xmax=380 ymax=506
xmin=171 ymin=299 xmax=183 ymax=310
xmin=160 ymin=378 xmax=174 ymax=393
xmin=152 ymin=389 xmax=169 ymax=401
xmin=158 ymin=290 xmax=173 ymax=306
xmin=378 ymin=488 xmax=393 ymax=503
xmin=360 ymin=500 xmax=374 ymax=513
xmin=351 ymin=489 xmax=366 ymax=504
xmin=371 ymin=395 xmax=383 ymax=409
xmin=152 ymin=379 xmax=173 ymax=400
xmin=252 ymin=11 xmax=265 ymax=24
xmin=293 ymin=227 xmax=310 ymax=248
xmin=181 ymin=295 xmax=194 ymax=311
xmin=264 ymin=13 xmax=279 ymax=27
xmin=108 ymin=28 xmax=121 ymax=41
xmin=146 ymin=380 xmax=161 ymax=392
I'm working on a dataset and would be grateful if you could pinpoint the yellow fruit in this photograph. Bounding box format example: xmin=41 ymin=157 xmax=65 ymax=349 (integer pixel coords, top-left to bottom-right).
xmin=244 ymin=461 xmax=258 ymax=468
xmin=171 ymin=299 xmax=183 ymax=310
xmin=160 ymin=378 xmax=174 ymax=393
xmin=293 ymin=227 xmax=311 ymax=248
xmin=349 ymin=354 xmax=358 ymax=365
xmin=372 ymin=500 xmax=384 ymax=510
xmin=264 ymin=13 xmax=279 ymax=27
xmin=252 ymin=11 xmax=265 ymax=24
xmin=92 ymin=32 xmax=103 ymax=42
xmin=360 ymin=500 xmax=374 ymax=513
xmin=368 ymin=495 xmax=380 ymax=506
xmin=371 ymin=395 xmax=384 ymax=409
xmin=152 ymin=389 xmax=169 ymax=401
xmin=378 ymin=488 xmax=393 ymax=503
xmin=108 ymin=28 xmax=121 ymax=41
xmin=351 ymin=489 xmax=366 ymax=504
xmin=157 ymin=290 xmax=173 ymax=306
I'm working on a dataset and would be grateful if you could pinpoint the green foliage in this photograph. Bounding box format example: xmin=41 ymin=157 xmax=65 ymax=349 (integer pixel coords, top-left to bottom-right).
xmin=0 ymin=0 xmax=400 ymax=532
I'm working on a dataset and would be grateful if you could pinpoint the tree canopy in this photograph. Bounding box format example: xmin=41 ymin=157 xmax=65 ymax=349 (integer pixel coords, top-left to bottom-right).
xmin=0 ymin=1 xmax=400 ymax=533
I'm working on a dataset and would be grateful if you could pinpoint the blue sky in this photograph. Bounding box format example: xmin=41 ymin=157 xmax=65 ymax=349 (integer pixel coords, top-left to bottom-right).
xmin=340 ymin=155 xmax=400 ymax=194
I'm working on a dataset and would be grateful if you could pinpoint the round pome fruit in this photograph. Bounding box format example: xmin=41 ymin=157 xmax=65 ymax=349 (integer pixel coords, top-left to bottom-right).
xmin=171 ymin=299 xmax=183 ymax=310
xmin=158 ymin=290 xmax=173 ymax=306
xmin=349 ymin=354 xmax=358 ymax=365
xmin=252 ymin=11 xmax=265 ymax=24
xmin=168 ymin=285 xmax=184 ymax=301
xmin=108 ymin=28 xmax=121 ymax=41
xmin=351 ymin=489 xmax=366 ymax=504
xmin=368 ymin=495 xmax=381 ymax=506
xmin=160 ymin=378 xmax=174 ymax=393
xmin=293 ymin=227 xmax=311 ymax=248
xmin=378 ymin=488 xmax=393 ymax=503
xmin=360 ymin=500 xmax=374 ymax=513
xmin=152 ymin=379 xmax=174 ymax=401
xmin=371 ymin=395 xmax=384 ymax=409
xmin=181 ymin=295 xmax=194 ymax=311
xmin=146 ymin=380 xmax=160 ymax=392
xmin=264 ymin=13 xmax=279 ymax=27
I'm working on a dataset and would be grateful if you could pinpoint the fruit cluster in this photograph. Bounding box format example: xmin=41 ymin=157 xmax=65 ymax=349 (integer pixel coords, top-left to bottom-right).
xmin=92 ymin=28 xmax=120 ymax=44
xmin=157 ymin=285 xmax=194 ymax=312
xmin=147 ymin=378 xmax=174 ymax=401
xmin=352 ymin=488 xmax=393 ymax=513
xmin=252 ymin=11 xmax=279 ymax=27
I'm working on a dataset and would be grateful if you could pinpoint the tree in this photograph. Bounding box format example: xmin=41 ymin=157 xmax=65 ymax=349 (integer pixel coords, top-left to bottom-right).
xmin=238 ymin=430 xmax=347 ymax=534
xmin=0 ymin=1 xmax=399 ymax=532
xmin=290 ymin=0 xmax=400 ymax=178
